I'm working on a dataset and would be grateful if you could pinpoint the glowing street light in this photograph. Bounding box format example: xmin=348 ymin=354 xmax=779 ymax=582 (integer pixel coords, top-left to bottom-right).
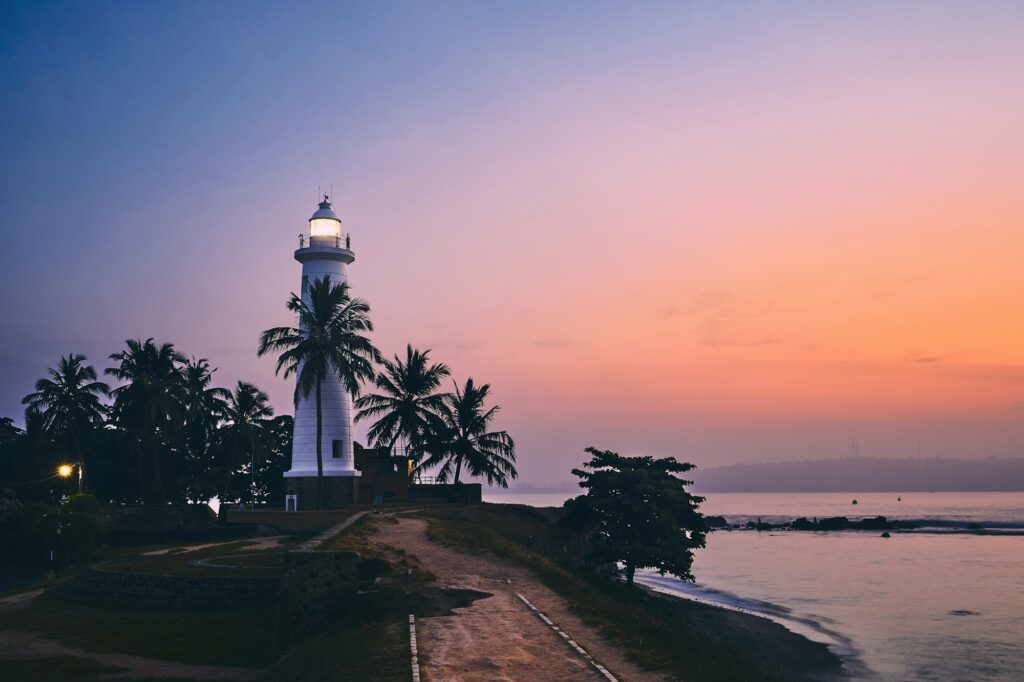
xmin=57 ymin=462 xmax=83 ymax=494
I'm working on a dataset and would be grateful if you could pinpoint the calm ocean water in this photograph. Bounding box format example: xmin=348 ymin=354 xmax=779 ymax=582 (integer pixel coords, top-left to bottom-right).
xmin=485 ymin=491 xmax=1024 ymax=681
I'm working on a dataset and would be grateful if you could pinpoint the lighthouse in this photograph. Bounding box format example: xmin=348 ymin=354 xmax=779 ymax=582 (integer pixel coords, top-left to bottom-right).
xmin=283 ymin=196 xmax=360 ymax=510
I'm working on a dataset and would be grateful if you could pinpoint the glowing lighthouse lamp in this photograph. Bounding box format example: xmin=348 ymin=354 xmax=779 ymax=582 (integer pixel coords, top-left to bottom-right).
xmin=283 ymin=196 xmax=360 ymax=510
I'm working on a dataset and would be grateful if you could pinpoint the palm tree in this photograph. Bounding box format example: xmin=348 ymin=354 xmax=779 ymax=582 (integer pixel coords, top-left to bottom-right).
xmin=354 ymin=344 xmax=450 ymax=458
xmin=106 ymin=339 xmax=186 ymax=503
xmin=22 ymin=354 xmax=110 ymax=492
xmin=258 ymin=276 xmax=379 ymax=508
xmin=217 ymin=381 xmax=275 ymax=506
xmin=417 ymin=378 xmax=517 ymax=487
xmin=180 ymin=358 xmax=229 ymax=502
xmin=0 ymin=417 xmax=21 ymax=446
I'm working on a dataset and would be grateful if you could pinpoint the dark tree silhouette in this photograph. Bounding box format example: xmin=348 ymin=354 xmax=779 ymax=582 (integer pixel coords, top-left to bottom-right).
xmin=181 ymin=357 xmax=229 ymax=502
xmin=217 ymin=381 xmax=275 ymax=505
xmin=258 ymin=276 xmax=379 ymax=508
xmin=567 ymin=447 xmax=706 ymax=586
xmin=106 ymin=339 xmax=186 ymax=503
xmin=22 ymin=354 xmax=109 ymax=492
xmin=417 ymin=378 xmax=517 ymax=487
xmin=354 ymin=344 xmax=450 ymax=457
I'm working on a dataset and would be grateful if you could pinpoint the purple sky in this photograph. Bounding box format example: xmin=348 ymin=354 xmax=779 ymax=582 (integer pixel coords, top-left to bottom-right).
xmin=3 ymin=2 xmax=1024 ymax=487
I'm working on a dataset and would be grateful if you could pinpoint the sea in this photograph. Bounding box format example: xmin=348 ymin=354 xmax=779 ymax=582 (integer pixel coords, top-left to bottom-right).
xmin=483 ymin=491 xmax=1024 ymax=681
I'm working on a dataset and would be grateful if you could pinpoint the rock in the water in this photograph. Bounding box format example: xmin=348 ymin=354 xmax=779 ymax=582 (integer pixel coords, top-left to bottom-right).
xmin=703 ymin=515 xmax=729 ymax=529
xmin=858 ymin=516 xmax=892 ymax=530
xmin=880 ymin=532 xmax=891 ymax=538
xmin=817 ymin=516 xmax=849 ymax=531
xmin=791 ymin=517 xmax=816 ymax=531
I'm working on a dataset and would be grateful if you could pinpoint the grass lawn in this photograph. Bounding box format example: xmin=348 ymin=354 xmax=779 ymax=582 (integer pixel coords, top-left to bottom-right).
xmin=420 ymin=503 xmax=842 ymax=682
xmin=0 ymin=655 xmax=125 ymax=681
xmin=0 ymin=590 xmax=278 ymax=668
xmin=0 ymin=515 xmax=435 ymax=679
xmin=264 ymin=618 xmax=408 ymax=682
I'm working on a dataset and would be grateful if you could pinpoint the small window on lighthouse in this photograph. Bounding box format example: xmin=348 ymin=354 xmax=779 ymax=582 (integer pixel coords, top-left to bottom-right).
xmin=331 ymin=440 xmax=342 ymax=459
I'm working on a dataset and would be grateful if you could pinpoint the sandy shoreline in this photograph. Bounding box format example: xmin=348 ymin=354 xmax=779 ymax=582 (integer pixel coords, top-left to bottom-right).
xmin=637 ymin=575 xmax=856 ymax=679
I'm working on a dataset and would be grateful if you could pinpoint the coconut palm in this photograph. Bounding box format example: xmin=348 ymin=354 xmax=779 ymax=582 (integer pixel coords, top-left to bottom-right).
xmin=417 ymin=378 xmax=517 ymax=487
xmin=217 ymin=381 xmax=275 ymax=505
xmin=180 ymin=358 xmax=229 ymax=501
xmin=258 ymin=276 xmax=379 ymax=508
xmin=22 ymin=354 xmax=110 ymax=492
xmin=354 ymin=344 xmax=450 ymax=457
xmin=106 ymin=339 xmax=186 ymax=503
xmin=0 ymin=417 xmax=21 ymax=447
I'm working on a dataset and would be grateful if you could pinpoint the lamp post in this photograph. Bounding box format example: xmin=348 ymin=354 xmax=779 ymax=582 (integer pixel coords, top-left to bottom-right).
xmin=57 ymin=462 xmax=84 ymax=494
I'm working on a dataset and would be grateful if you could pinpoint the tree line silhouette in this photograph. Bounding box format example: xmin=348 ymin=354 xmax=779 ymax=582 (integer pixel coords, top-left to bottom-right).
xmin=0 ymin=275 xmax=516 ymax=507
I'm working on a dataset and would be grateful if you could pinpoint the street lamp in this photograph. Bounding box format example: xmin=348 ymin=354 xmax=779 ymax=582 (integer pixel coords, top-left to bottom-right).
xmin=57 ymin=462 xmax=83 ymax=494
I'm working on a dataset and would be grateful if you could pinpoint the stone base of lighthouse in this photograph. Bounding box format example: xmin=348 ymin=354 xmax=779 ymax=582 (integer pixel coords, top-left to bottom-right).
xmin=285 ymin=474 xmax=360 ymax=511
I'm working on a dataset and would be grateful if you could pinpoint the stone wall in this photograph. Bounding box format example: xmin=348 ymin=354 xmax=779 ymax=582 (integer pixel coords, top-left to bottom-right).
xmin=285 ymin=476 xmax=358 ymax=510
xmin=65 ymin=566 xmax=280 ymax=609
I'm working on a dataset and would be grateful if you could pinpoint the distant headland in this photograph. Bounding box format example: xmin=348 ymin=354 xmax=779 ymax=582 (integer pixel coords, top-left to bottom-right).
xmin=689 ymin=456 xmax=1024 ymax=493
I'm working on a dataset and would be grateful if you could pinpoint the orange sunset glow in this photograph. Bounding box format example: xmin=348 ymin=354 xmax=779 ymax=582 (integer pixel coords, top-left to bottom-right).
xmin=3 ymin=2 xmax=1023 ymax=483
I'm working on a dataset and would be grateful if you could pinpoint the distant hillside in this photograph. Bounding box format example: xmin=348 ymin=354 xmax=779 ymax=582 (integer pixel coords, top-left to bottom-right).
xmin=690 ymin=457 xmax=1024 ymax=492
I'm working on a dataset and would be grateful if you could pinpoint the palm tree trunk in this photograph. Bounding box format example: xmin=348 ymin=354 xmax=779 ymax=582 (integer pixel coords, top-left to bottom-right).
xmin=625 ymin=559 xmax=636 ymax=586
xmin=453 ymin=457 xmax=463 ymax=485
xmin=136 ymin=442 xmax=146 ymax=502
xmin=315 ymin=378 xmax=323 ymax=510
xmin=151 ymin=436 xmax=167 ymax=504
xmin=222 ymin=471 xmax=234 ymax=508
xmin=248 ymin=432 xmax=258 ymax=506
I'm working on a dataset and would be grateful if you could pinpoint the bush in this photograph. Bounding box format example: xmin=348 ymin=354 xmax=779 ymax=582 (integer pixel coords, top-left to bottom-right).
xmin=64 ymin=493 xmax=101 ymax=517
xmin=0 ymin=499 xmax=102 ymax=566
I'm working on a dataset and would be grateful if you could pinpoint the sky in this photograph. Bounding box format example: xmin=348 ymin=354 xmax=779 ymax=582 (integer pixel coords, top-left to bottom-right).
xmin=2 ymin=1 xmax=1023 ymax=487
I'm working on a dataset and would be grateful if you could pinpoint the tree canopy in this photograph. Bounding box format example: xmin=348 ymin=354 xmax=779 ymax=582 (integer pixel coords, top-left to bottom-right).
xmin=567 ymin=447 xmax=706 ymax=586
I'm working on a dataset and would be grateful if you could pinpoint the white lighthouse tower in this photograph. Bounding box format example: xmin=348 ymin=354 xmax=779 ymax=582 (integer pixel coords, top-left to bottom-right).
xmin=283 ymin=196 xmax=361 ymax=509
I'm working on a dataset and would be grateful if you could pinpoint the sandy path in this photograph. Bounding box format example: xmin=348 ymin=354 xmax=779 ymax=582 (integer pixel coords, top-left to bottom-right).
xmin=0 ymin=629 xmax=257 ymax=680
xmin=372 ymin=516 xmax=667 ymax=682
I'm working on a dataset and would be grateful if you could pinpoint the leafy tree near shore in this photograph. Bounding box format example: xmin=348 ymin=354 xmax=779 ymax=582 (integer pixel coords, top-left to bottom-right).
xmin=354 ymin=344 xmax=451 ymax=457
xmin=21 ymin=354 xmax=109 ymax=492
xmin=566 ymin=447 xmax=706 ymax=586
xmin=258 ymin=276 xmax=380 ymax=509
xmin=416 ymin=378 xmax=517 ymax=487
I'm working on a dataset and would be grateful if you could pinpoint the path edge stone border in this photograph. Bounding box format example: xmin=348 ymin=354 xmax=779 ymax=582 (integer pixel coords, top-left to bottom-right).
xmin=516 ymin=592 xmax=620 ymax=682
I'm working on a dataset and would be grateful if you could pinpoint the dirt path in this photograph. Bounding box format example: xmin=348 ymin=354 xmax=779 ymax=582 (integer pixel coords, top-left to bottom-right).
xmin=0 ymin=629 xmax=258 ymax=680
xmin=371 ymin=516 xmax=668 ymax=682
xmin=301 ymin=510 xmax=369 ymax=551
